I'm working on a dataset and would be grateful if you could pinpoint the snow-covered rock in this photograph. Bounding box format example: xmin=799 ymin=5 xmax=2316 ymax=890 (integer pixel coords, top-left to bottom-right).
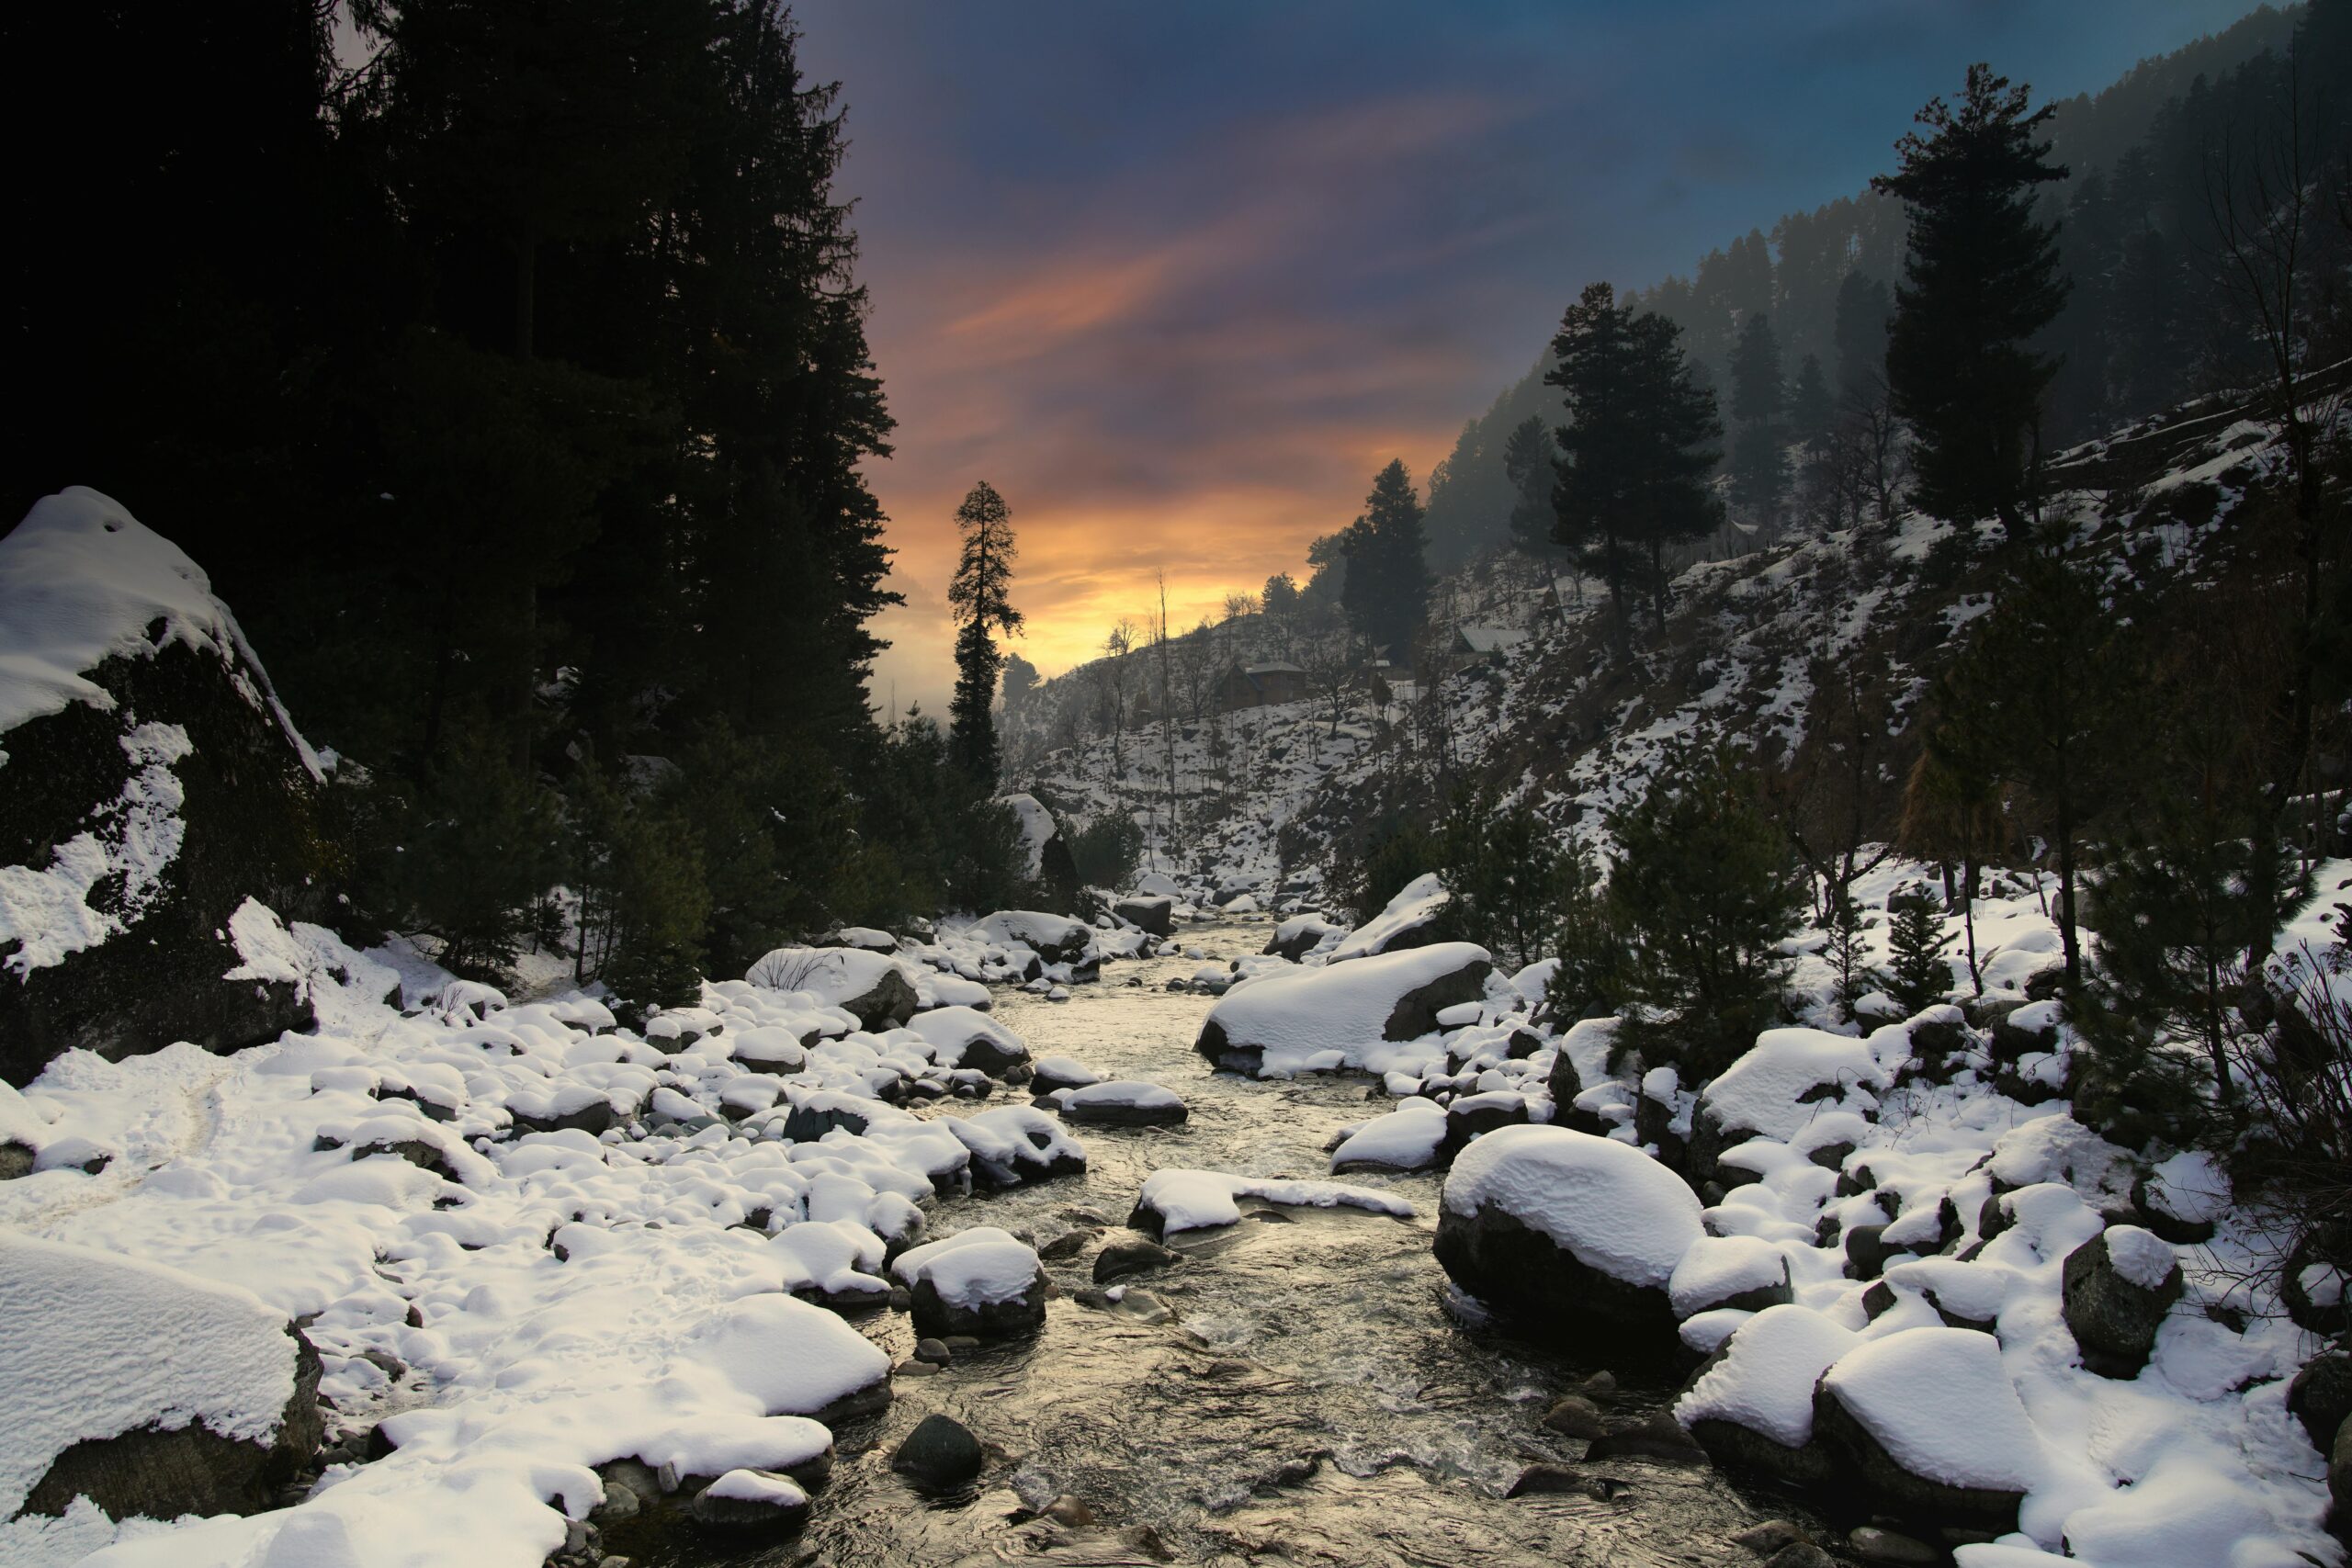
xmin=0 ymin=1232 xmax=322 ymax=1521
xmin=890 ymin=1226 xmax=1046 ymax=1337
xmin=1329 ymin=873 xmax=1453 ymax=962
xmin=2061 ymin=1224 xmax=2184 ymax=1378
xmin=1194 ymin=941 xmax=1493 ymax=1077
xmin=1328 ymin=1098 xmax=1449 ymax=1174
xmin=1128 ymin=1169 xmax=1414 ymax=1238
xmin=744 ymin=946 xmax=918 ymax=1031
xmin=972 ymin=909 xmax=1093 ymax=964
xmin=1687 ymin=1028 xmax=1887 ymax=1183
xmin=1111 ymin=895 xmax=1174 ymax=937
xmin=1434 ymin=1124 xmax=1703 ymax=1346
xmin=1812 ymin=1327 xmax=2040 ymax=1528
xmin=1675 ymin=1303 xmax=1858 ymax=1484
xmin=1052 ymin=1080 xmax=1187 ymax=1127
xmin=900 ymin=1005 xmax=1029 ymax=1077
xmin=1262 ymin=912 xmax=1343 ymax=961
xmin=1 ymin=489 xmax=324 ymax=1084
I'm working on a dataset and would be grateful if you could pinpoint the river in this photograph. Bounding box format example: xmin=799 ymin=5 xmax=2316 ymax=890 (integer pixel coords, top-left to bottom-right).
xmin=656 ymin=917 xmax=1815 ymax=1567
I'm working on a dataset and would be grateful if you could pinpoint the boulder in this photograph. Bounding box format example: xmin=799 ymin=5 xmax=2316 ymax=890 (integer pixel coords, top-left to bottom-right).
xmin=1262 ymin=914 xmax=1342 ymax=961
xmin=902 ymin=1006 xmax=1030 ymax=1077
xmin=1437 ymin=1090 xmax=1531 ymax=1163
xmin=1195 ymin=942 xmax=1493 ymax=1077
xmin=1328 ymin=873 xmax=1453 ymax=961
xmin=1092 ymin=1236 xmax=1182 ymax=1284
xmin=745 ymin=946 xmax=918 ymax=1030
xmin=891 ymin=1227 xmax=1047 ymax=1338
xmin=0 ymin=489 xmax=327 ymax=1086
xmin=1685 ymin=1029 xmax=1887 ymax=1188
xmin=2061 ymin=1225 xmax=2183 ymax=1378
xmin=891 ymin=1413 xmax=984 ymax=1489
xmin=1328 ymin=1099 xmax=1448 ymax=1174
xmin=2288 ymin=1352 xmax=2352 ymax=1454
xmin=1029 ymin=1056 xmax=1101 ymax=1096
xmin=688 ymin=1469 xmax=812 ymax=1532
xmin=1433 ymin=1125 xmax=1702 ymax=1352
xmin=974 ymin=910 xmax=1093 ymax=964
xmin=1055 ymin=1080 xmax=1187 ymax=1127
xmin=2 ymin=1232 xmax=324 ymax=1521
xmin=1812 ymin=1327 xmax=2037 ymax=1529
xmin=1675 ymin=1304 xmax=1856 ymax=1487
xmin=1113 ymin=896 xmax=1175 ymax=937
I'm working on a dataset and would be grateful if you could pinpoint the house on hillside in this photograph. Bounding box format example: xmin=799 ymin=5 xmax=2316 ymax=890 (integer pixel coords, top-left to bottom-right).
xmin=1453 ymin=625 xmax=1527 ymax=663
xmin=1217 ymin=660 xmax=1306 ymax=711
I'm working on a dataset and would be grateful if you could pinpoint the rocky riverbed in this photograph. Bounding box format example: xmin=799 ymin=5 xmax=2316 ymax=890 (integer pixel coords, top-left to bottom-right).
xmin=622 ymin=917 xmax=1830 ymax=1568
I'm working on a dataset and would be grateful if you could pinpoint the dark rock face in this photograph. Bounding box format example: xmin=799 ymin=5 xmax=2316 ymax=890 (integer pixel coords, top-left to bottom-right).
xmin=1192 ymin=1018 xmax=1261 ymax=1077
xmin=1 ymin=639 xmax=324 ymax=1087
xmin=1113 ymin=897 xmax=1175 ymax=937
xmin=2061 ymin=1230 xmax=2184 ymax=1378
xmin=2289 ymin=1353 xmax=2352 ymax=1454
xmin=21 ymin=1326 xmax=323 ymax=1519
xmin=1432 ymin=1200 xmax=1680 ymax=1355
xmin=841 ymin=966 xmax=919 ymax=1032
xmin=909 ymin=1272 xmax=1047 ymax=1339
xmin=1811 ymin=1380 xmax=2025 ymax=1530
xmin=892 ymin=1414 xmax=984 ymax=1488
xmin=1382 ymin=958 xmax=1492 ymax=1041
xmin=1684 ymin=1416 xmax=1838 ymax=1486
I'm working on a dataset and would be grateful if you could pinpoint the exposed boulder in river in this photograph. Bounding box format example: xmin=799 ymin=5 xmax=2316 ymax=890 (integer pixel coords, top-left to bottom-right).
xmin=0 ymin=488 xmax=327 ymax=1086
xmin=891 ymin=1226 xmax=1047 ymax=1338
xmin=745 ymin=946 xmax=919 ymax=1030
xmin=1113 ymin=894 xmax=1175 ymax=936
xmin=1810 ymin=1327 xmax=2037 ymax=1530
xmin=1433 ymin=1124 xmax=1702 ymax=1351
xmin=1194 ymin=942 xmax=1492 ymax=1076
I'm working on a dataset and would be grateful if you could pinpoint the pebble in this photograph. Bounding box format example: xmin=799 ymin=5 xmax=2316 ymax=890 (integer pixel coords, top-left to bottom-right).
xmin=915 ymin=1337 xmax=952 ymax=1364
xmin=896 ymin=1359 xmax=940 ymax=1377
xmin=1729 ymin=1520 xmax=1808 ymax=1554
xmin=1541 ymin=1394 xmax=1608 ymax=1439
xmin=1042 ymin=1494 xmax=1095 ymax=1526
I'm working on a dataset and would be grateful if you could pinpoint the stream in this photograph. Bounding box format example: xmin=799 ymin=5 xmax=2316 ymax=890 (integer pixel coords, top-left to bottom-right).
xmin=664 ymin=918 xmax=1819 ymax=1567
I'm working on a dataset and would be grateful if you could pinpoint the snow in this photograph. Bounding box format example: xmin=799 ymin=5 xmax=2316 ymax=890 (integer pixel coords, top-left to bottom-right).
xmin=1675 ymin=1303 xmax=1859 ymax=1448
xmin=742 ymin=945 xmax=908 ymax=1011
xmin=632 ymin=1414 xmax=830 ymax=1480
xmin=1700 ymin=1028 xmax=1886 ymax=1140
xmin=1202 ymin=941 xmax=1491 ymax=1077
xmin=901 ymin=1006 xmax=1028 ymax=1069
xmin=1136 ymin=1169 xmax=1416 ymax=1235
xmin=1056 ymin=1080 xmax=1182 ymax=1112
xmin=1667 ymin=1234 xmax=1788 ymax=1316
xmin=1328 ymin=1099 xmax=1448 ymax=1171
xmin=1442 ymin=1125 xmax=1702 ymax=1289
xmin=1132 ymin=871 xmax=1182 ymax=899
xmin=889 ymin=1226 xmax=1040 ymax=1307
xmin=999 ymin=793 xmax=1057 ymax=877
xmin=1031 ymin=1055 xmax=1099 ymax=1089
xmin=2141 ymin=1149 xmax=2229 ymax=1225
xmin=1819 ymin=1327 xmax=2042 ymax=1492
xmin=1329 ymin=873 xmax=1451 ymax=962
xmin=2099 ymin=1225 xmax=2177 ymax=1291
xmin=0 ymin=1233 xmax=305 ymax=1517
xmin=972 ymin=910 xmax=1091 ymax=956
xmin=700 ymin=1467 xmax=808 ymax=1507
xmin=0 ymin=721 xmax=192 ymax=976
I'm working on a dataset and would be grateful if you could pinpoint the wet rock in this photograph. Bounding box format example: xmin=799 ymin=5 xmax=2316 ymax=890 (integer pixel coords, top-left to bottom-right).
xmin=2288 ymin=1352 xmax=2352 ymax=1452
xmin=1038 ymin=1228 xmax=1096 ymax=1260
xmin=1541 ymin=1394 xmax=1609 ymax=1439
xmin=1112 ymin=1289 xmax=1176 ymax=1325
xmin=1584 ymin=1413 xmax=1709 ymax=1466
xmin=1504 ymin=1463 xmax=1614 ymax=1499
xmin=2062 ymin=1225 xmax=2183 ymax=1378
xmin=596 ymin=1478 xmax=641 ymax=1520
xmin=1042 ymin=1493 xmax=1095 ymax=1526
xmin=1092 ymin=1236 xmax=1182 ymax=1284
xmin=892 ymin=1414 xmax=984 ymax=1488
xmin=1849 ymin=1525 xmax=1939 ymax=1564
xmin=1057 ymin=1082 xmax=1189 ymax=1127
xmin=1114 ymin=896 xmax=1175 ymax=937
xmin=914 ymin=1337 xmax=951 ymax=1365
xmin=895 ymin=1358 xmax=939 ymax=1378
xmin=1729 ymin=1520 xmax=1811 ymax=1555
xmin=1762 ymin=1545 xmax=1837 ymax=1568
xmin=689 ymin=1469 xmax=811 ymax=1531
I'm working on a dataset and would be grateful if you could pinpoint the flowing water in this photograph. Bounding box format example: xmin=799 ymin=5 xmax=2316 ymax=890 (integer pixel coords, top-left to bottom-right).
xmin=665 ymin=918 xmax=1819 ymax=1567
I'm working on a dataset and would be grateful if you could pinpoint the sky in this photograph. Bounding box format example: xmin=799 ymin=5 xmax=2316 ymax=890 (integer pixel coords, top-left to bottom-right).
xmin=796 ymin=0 xmax=2259 ymax=718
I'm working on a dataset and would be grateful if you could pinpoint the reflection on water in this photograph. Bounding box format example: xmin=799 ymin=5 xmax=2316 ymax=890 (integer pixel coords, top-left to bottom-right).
xmin=650 ymin=919 xmax=1816 ymax=1567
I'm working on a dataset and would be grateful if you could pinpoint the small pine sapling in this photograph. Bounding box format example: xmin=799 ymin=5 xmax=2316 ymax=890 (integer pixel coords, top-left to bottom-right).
xmin=1823 ymin=882 xmax=1883 ymax=1020
xmin=1884 ymin=884 xmax=1955 ymax=1015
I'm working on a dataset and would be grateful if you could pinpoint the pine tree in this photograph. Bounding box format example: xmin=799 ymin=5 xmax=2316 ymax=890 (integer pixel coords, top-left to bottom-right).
xmin=1500 ymin=414 xmax=1563 ymax=560
xmin=1606 ymin=750 xmax=1810 ymax=1076
xmin=1831 ymin=272 xmax=1894 ymax=402
xmin=947 ymin=480 xmax=1023 ymax=784
xmin=1548 ymin=284 xmax=1723 ymax=655
xmin=1339 ymin=460 xmax=1432 ymax=658
xmin=1871 ymin=63 xmax=2071 ymax=543
xmin=1823 ymin=882 xmax=1883 ymax=1021
xmin=1884 ymin=885 xmax=1956 ymax=1015
xmin=1789 ymin=355 xmax=1835 ymax=454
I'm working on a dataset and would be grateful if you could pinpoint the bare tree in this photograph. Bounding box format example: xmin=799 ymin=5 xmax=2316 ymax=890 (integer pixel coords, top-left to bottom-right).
xmin=1297 ymin=614 xmax=1357 ymax=737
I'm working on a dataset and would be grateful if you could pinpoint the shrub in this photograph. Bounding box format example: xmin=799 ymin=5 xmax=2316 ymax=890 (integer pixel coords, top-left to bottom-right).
xmin=1068 ymin=811 xmax=1145 ymax=890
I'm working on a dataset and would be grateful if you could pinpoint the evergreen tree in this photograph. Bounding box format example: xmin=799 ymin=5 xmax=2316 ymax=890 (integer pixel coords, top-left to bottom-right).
xmin=1831 ymin=272 xmax=1894 ymax=402
xmin=1501 ymin=415 xmax=1565 ymax=560
xmin=947 ymin=480 xmax=1023 ymax=783
xmin=1338 ymin=460 xmax=1432 ymax=657
xmin=1790 ymin=355 xmax=1835 ymax=454
xmin=1871 ymin=63 xmax=2072 ymax=543
xmin=1822 ymin=881 xmax=1883 ymax=1021
xmin=1884 ymin=885 xmax=1956 ymax=1015
xmin=1548 ymin=284 xmax=1723 ymax=654
xmin=1606 ymin=750 xmax=1810 ymax=1076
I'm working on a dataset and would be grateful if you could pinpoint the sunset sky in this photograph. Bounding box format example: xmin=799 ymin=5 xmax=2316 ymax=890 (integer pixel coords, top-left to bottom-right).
xmin=795 ymin=0 xmax=2253 ymax=717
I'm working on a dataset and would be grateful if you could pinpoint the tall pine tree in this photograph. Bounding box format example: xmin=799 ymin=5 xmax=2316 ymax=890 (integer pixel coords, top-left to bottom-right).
xmin=1728 ymin=311 xmax=1789 ymax=527
xmin=947 ymin=480 xmax=1023 ymax=783
xmin=1872 ymin=63 xmax=2071 ymax=543
xmin=1339 ymin=460 xmax=1433 ymax=658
